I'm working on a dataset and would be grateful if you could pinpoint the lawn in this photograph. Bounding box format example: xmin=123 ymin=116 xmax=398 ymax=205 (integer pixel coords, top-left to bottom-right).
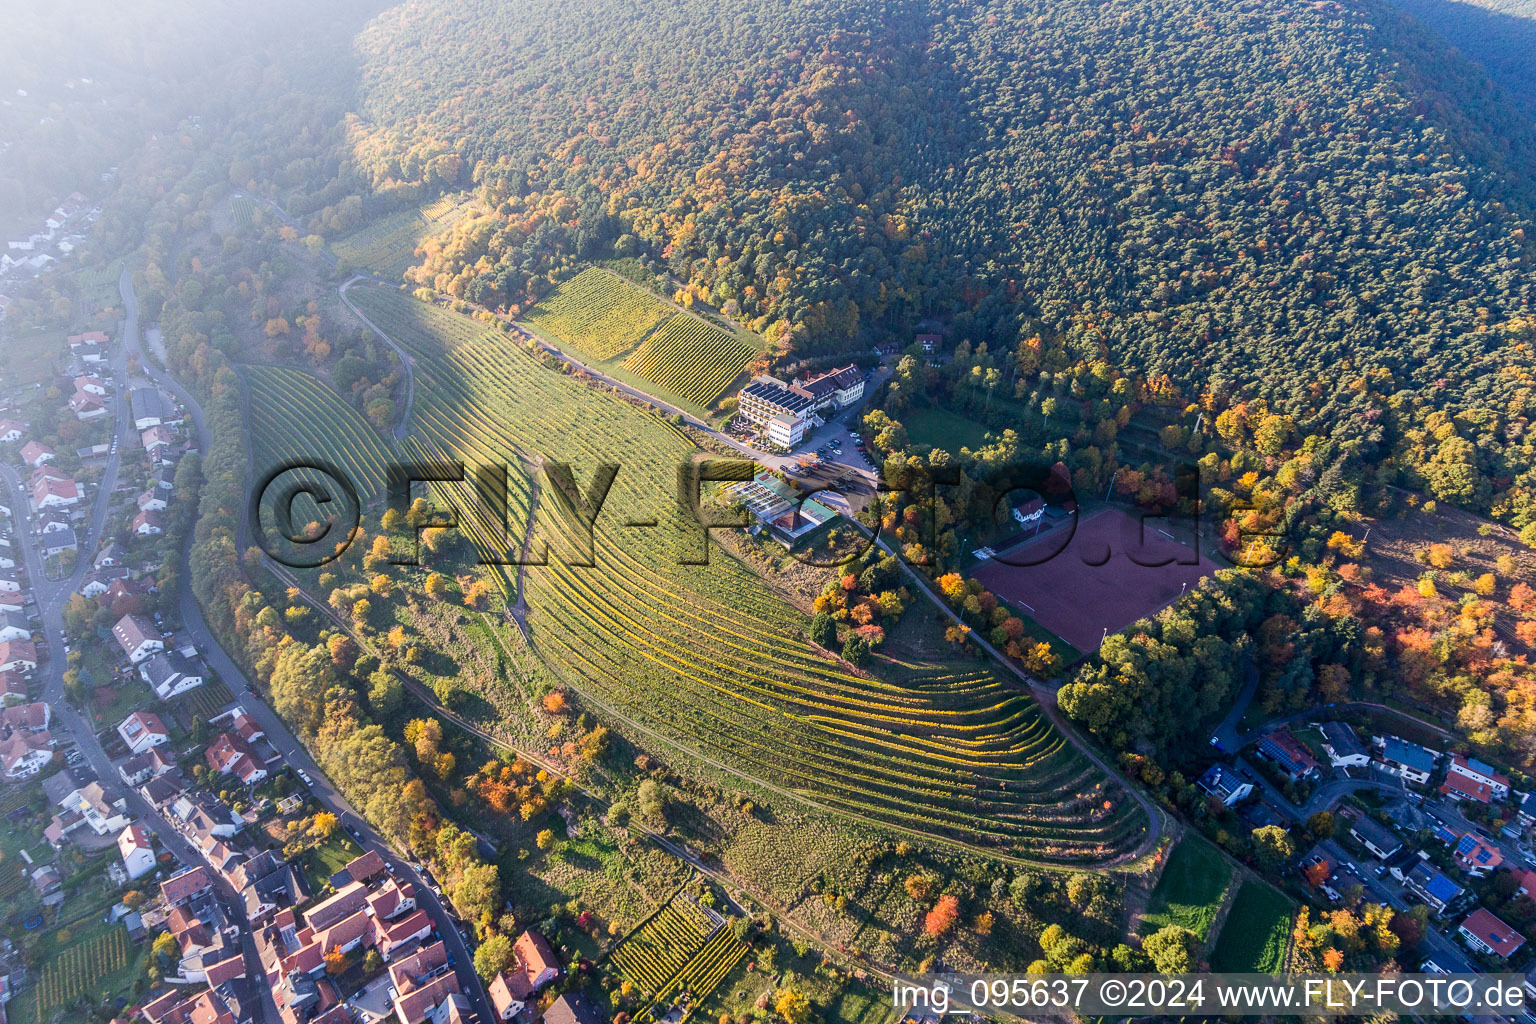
xmin=1138 ymin=834 xmax=1234 ymax=941
xmin=0 ymin=328 xmax=63 ymax=389
xmin=299 ymin=832 xmax=366 ymax=897
xmin=904 ymin=407 xmax=991 ymax=452
xmin=1209 ymin=879 xmax=1292 ymax=973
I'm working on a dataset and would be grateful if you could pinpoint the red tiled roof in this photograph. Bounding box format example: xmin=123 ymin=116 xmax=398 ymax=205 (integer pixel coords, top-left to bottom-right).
xmin=160 ymin=866 xmax=212 ymax=904
xmin=1440 ymin=772 xmax=1493 ymax=803
xmin=1461 ymin=907 xmax=1525 ymax=958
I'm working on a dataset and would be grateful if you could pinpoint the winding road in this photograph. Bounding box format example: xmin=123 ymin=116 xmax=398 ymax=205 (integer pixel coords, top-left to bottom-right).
xmin=338 ymin=275 xmax=416 ymax=442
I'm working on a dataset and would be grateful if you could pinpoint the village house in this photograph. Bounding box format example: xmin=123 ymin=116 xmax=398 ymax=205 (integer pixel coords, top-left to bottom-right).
xmin=1257 ymin=728 xmax=1321 ymax=782
xmin=1404 ymin=861 xmax=1464 ymax=913
xmin=68 ymin=389 xmax=108 ymax=420
xmin=0 ymin=700 xmax=50 ymax=733
xmin=1454 ymin=834 xmax=1504 ymax=876
xmin=0 ymin=668 xmax=28 ymax=704
xmin=74 ymin=374 xmax=108 ymax=396
xmin=160 ymin=865 xmax=215 ymax=907
xmin=171 ymin=790 xmax=243 ymax=839
xmin=0 ymin=610 xmax=33 ymax=643
xmin=118 ymin=823 xmax=156 ymax=879
xmin=138 ymin=488 xmax=168 ymax=512
xmin=389 ymin=941 xmax=461 ymax=1024
xmin=1320 ymin=722 xmax=1370 ymax=767
xmin=1196 ymin=763 xmax=1253 ymax=807
xmin=1459 ymin=907 xmax=1525 ymax=959
xmin=39 ymin=528 xmax=77 ymax=558
xmin=736 ymin=364 xmax=864 ymax=434
xmin=19 ymin=440 xmax=52 ymax=466
xmin=1347 ymin=816 xmax=1402 ymax=860
xmin=113 ymin=612 xmax=165 ymax=663
xmin=30 ymin=467 xmax=81 ymax=508
xmin=544 ymin=992 xmax=604 ymax=1024
xmin=0 ymin=418 xmax=27 ymax=443
xmin=133 ymin=508 xmax=165 ymax=535
xmin=141 ymin=647 xmax=206 ymax=700
xmin=141 ymin=987 xmax=239 ymax=1024
xmin=1377 ymin=737 xmax=1438 ymax=785
xmin=486 ymin=930 xmax=561 ymax=1019
xmin=118 ymin=746 xmax=176 ymax=786
xmin=0 ymin=638 xmax=38 ymax=672
xmin=0 ymin=728 xmax=53 ymax=778
xmin=142 ymin=424 xmax=176 ymax=461
xmin=1445 ymin=753 xmax=1510 ymax=802
xmin=48 ymin=779 xmax=130 ymax=839
xmin=130 ymin=387 xmax=173 ymax=430
xmin=118 ymin=709 xmax=171 ymax=753
xmin=94 ymin=540 xmax=124 ymax=569
xmin=206 ymin=732 xmax=267 ymax=786
xmin=79 ymin=566 xmax=129 ymax=598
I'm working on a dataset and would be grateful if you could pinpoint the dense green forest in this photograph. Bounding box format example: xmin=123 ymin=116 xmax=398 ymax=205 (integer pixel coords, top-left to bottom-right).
xmin=340 ymin=0 xmax=1536 ymax=439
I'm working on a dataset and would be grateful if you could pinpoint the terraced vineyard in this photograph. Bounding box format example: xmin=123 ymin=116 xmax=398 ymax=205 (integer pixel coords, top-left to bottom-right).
xmin=609 ymin=896 xmax=747 ymax=1021
xmin=623 ymin=315 xmax=757 ymax=406
xmin=332 ymin=195 xmax=475 ymax=278
xmin=345 ymin=284 xmax=1148 ymax=863
xmin=22 ymin=926 xmax=131 ymax=1022
xmin=0 ymin=858 xmax=25 ymax=902
xmin=244 ymin=365 xmax=397 ymax=500
xmin=230 ymin=195 xmax=258 ymax=226
xmin=523 ymin=267 xmax=673 ymax=362
xmin=610 ymin=899 xmax=715 ymax=993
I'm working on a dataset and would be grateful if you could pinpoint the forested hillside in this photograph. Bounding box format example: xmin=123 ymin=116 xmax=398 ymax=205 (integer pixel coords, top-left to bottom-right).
xmin=1383 ymin=0 xmax=1536 ymax=110
xmin=341 ymin=0 xmax=1536 ymax=440
xmin=0 ymin=0 xmax=384 ymax=231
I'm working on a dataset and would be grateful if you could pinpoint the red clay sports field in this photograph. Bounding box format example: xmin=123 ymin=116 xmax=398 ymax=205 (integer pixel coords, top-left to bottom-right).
xmin=971 ymin=506 xmax=1218 ymax=652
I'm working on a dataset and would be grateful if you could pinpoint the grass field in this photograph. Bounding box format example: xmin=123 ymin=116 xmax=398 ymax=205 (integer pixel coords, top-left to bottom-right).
xmin=0 ymin=857 xmax=26 ymax=901
xmin=343 ymin=285 xmax=1148 ymax=863
xmin=623 ymin=314 xmax=757 ymax=406
xmin=524 ymin=267 xmax=674 ymax=362
xmin=332 ymin=195 xmax=476 ymax=278
xmin=0 ymin=328 xmax=64 ymax=388
xmin=73 ymin=260 xmax=123 ymax=330
xmin=904 ymin=407 xmax=991 ymax=452
xmin=1139 ymin=834 xmax=1233 ymax=940
xmin=245 ymin=364 xmax=397 ymax=500
xmin=1209 ymin=879 xmax=1291 ymax=972
xmin=299 ymin=832 xmax=367 ymax=896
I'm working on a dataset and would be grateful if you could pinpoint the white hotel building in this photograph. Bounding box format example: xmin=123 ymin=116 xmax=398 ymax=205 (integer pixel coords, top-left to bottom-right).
xmin=738 ymin=365 xmax=864 ymax=446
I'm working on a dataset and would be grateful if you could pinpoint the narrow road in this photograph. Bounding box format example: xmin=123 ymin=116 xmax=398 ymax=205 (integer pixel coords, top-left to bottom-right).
xmin=115 ymin=268 xmax=496 ymax=1024
xmin=1210 ymin=660 xmax=1259 ymax=752
xmin=338 ymin=275 xmax=416 ymax=441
